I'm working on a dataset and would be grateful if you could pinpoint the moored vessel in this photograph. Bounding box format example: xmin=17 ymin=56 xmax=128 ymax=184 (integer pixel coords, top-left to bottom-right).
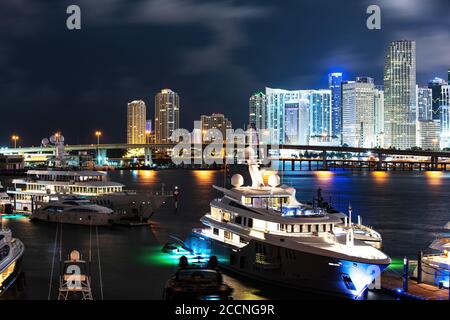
xmin=187 ymin=148 xmax=391 ymax=299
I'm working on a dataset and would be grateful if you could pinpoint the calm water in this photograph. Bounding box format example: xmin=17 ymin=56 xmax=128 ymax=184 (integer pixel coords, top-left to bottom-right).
xmin=1 ymin=168 xmax=449 ymax=300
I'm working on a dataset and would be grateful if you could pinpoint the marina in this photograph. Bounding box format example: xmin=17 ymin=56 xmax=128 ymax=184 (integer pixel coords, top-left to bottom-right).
xmin=0 ymin=168 xmax=449 ymax=300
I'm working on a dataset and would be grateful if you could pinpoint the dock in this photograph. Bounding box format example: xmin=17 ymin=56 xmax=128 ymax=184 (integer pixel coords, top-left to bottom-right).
xmin=381 ymin=272 xmax=450 ymax=300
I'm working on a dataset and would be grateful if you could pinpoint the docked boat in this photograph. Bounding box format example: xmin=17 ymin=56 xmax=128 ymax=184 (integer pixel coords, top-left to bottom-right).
xmin=186 ymin=148 xmax=391 ymax=299
xmin=58 ymin=250 xmax=93 ymax=300
xmin=413 ymin=222 xmax=450 ymax=289
xmin=163 ymin=256 xmax=233 ymax=300
xmin=7 ymin=169 xmax=170 ymax=222
xmin=0 ymin=182 xmax=12 ymax=214
xmin=0 ymin=221 xmax=25 ymax=295
xmin=30 ymin=198 xmax=119 ymax=226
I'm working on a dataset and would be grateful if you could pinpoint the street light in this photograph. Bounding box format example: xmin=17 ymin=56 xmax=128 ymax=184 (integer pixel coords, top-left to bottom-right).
xmin=95 ymin=131 xmax=102 ymax=146
xmin=11 ymin=135 xmax=19 ymax=148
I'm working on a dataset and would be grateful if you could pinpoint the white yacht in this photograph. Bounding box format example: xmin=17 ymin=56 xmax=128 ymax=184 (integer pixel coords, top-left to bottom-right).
xmin=187 ymin=149 xmax=391 ymax=299
xmin=31 ymin=199 xmax=119 ymax=226
xmin=7 ymin=170 xmax=170 ymax=221
xmin=413 ymin=222 xmax=450 ymax=289
xmin=0 ymin=223 xmax=25 ymax=295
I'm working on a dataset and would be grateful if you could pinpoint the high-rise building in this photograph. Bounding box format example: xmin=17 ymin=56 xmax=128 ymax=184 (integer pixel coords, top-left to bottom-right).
xmin=417 ymin=120 xmax=440 ymax=150
xmin=428 ymin=77 xmax=447 ymax=120
xmin=249 ymin=92 xmax=266 ymax=130
xmin=383 ymin=40 xmax=417 ymax=149
xmin=441 ymin=85 xmax=450 ymax=149
xmin=328 ymin=72 xmax=343 ymax=139
xmin=374 ymin=87 xmax=384 ymax=147
xmin=416 ymin=86 xmax=433 ymax=121
xmin=127 ymin=100 xmax=146 ymax=144
xmin=309 ymin=90 xmax=332 ymax=139
xmin=200 ymin=113 xmax=232 ymax=142
xmin=342 ymin=77 xmax=376 ymax=148
xmin=155 ymin=89 xmax=180 ymax=143
xmin=265 ymin=88 xmax=329 ymax=145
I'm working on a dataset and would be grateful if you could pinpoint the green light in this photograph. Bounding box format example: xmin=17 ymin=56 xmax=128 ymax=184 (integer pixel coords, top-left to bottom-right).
xmin=1 ymin=213 xmax=28 ymax=219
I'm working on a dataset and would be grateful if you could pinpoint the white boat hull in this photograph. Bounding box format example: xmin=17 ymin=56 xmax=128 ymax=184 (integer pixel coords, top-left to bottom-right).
xmin=187 ymin=231 xmax=389 ymax=299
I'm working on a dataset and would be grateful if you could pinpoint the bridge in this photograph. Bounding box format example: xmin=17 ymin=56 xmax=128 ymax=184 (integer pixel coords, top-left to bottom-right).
xmin=1 ymin=143 xmax=450 ymax=170
xmin=1 ymin=143 xmax=450 ymax=157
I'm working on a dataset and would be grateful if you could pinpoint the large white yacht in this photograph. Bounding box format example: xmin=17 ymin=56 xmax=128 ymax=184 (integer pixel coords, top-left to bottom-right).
xmin=31 ymin=199 xmax=119 ymax=226
xmin=187 ymin=149 xmax=391 ymax=299
xmin=7 ymin=170 xmax=169 ymax=222
xmin=0 ymin=223 xmax=25 ymax=295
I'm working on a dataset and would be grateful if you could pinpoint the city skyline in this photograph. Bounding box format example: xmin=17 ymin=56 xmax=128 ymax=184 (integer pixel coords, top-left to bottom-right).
xmin=0 ymin=0 xmax=449 ymax=146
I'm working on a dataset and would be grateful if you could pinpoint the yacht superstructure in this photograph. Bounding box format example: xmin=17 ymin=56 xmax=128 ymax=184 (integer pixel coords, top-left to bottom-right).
xmin=188 ymin=149 xmax=391 ymax=299
xmin=7 ymin=170 xmax=169 ymax=220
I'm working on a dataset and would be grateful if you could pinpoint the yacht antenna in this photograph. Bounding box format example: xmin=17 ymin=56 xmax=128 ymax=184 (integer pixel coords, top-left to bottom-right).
xmin=348 ymin=203 xmax=352 ymax=228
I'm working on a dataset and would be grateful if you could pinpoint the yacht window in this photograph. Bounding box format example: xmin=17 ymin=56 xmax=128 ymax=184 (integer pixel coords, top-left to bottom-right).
xmin=224 ymin=231 xmax=232 ymax=240
xmin=248 ymin=218 xmax=253 ymax=228
xmin=243 ymin=217 xmax=247 ymax=225
xmin=213 ymin=228 xmax=219 ymax=236
xmin=299 ymin=225 xmax=304 ymax=233
xmin=222 ymin=211 xmax=231 ymax=222
xmin=315 ymin=225 xmax=320 ymax=232
xmin=322 ymin=224 xmax=327 ymax=232
xmin=307 ymin=225 xmax=312 ymax=233
xmin=234 ymin=215 xmax=242 ymax=225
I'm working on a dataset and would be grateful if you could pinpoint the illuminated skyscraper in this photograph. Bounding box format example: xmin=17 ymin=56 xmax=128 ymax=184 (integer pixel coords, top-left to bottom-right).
xmin=428 ymin=77 xmax=448 ymax=120
xmin=309 ymin=90 xmax=332 ymax=139
xmin=155 ymin=89 xmax=180 ymax=143
xmin=441 ymin=85 xmax=450 ymax=149
xmin=249 ymin=92 xmax=267 ymax=130
xmin=374 ymin=87 xmax=384 ymax=147
xmin=328 ymin=72 xmax=343 ymax=138
xmin=127 ymin=100 xmax=146 ymax=144
xmin=200 ymin=113 xmax=232 ymax=142
xmin=384 ymin=40 xmax=417 ymax=149
xmin=417 ymin=120 xmax=440 ymax=150
xmin=342 ymin=77 xmax=376 ymax=148
xmin=265 ymin=88 xmax=332 ymax=145
xmin=416 ymin=86 xmax=433 ymax=121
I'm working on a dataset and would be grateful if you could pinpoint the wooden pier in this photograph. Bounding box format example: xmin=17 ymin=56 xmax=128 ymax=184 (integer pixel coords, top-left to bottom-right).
xmin=381 ymin=272 xmax=450 ymax=300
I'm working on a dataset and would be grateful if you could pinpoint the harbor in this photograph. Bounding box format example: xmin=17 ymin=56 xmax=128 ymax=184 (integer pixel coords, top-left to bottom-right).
xmin=1 ymin=168 xmax=449 ymax=300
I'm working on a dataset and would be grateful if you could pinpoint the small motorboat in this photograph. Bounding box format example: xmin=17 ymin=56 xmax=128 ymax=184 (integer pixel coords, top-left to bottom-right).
xmin=58 ymin=250 xmax=93 ymax=300
xmin=163 ymin=256 xmax=233 ymax=300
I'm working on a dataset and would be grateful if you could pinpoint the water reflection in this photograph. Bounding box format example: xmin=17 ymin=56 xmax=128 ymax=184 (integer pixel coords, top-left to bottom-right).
xmin=313 ymin=171 xmax=334 ymax=183
xmin=192 ymin=170 xmax=216 ymax=184
xmin=372 ymin=171 xmax=388 ymax=184
xmin=425 ymin=171 xmax=443 ymax=186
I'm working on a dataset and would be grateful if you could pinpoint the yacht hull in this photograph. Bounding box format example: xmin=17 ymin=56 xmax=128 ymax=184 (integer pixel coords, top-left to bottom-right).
xmin=187 ymin=232 xmax=389 ymax=299
xmin=0 ymin=243 xmax=24 ymax=296
xmin=30 ymin=212 xmax=117 ymax=226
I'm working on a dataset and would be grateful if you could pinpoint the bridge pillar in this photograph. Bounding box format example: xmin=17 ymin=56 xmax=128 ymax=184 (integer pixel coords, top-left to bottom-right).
xmin=376 ymin=152 xmax=383 ymax=171
xmin=144 ymin=147 xmax=153 ymax=166
xmin=96 ymin=149 xmax=107 ymax=166
xmin=322 ymin=151 xmax=328 ymax=170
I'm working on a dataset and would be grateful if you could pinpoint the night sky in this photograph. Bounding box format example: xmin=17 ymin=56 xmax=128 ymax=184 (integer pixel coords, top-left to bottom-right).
xmin=0 ymin=0 xmax=448 ymax=146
